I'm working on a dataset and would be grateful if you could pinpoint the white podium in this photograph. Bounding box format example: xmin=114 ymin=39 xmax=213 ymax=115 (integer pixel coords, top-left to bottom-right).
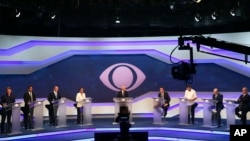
xmin=202 ymin=98 xmax=217 ymax=127
xmin=32 ymin=100 xmax=45 ymax=131
xmin=4 ymin=102 xmax=22 ymax=135
xmin=225 ymin=100 xmax=237 ymax=130
xmin=79 ymin=97 xmax=93 ymax=126
xmin=113 ymin=97 xmax=134 ymax=124
xmin=152 ymin=97 xmax=165 ymax=124
xmin=179 ymin=97 xmax=192 ymax=125
xmin=53 ymin=98 xmax=67 ymax=128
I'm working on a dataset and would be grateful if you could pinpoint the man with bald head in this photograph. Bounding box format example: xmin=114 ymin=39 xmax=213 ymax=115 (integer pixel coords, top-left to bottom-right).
xmin=212 ymin=88 xmax=224 ymax=128
xmin=116 ymin=85 xmax=129 ymax=98
xmin=235 ymin=87 xmax=250 ymax=125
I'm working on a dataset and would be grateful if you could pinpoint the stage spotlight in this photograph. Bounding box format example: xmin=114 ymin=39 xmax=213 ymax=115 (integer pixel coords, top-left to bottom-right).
xmin=211 ymin=11 xmax=218 ymax=20
xmin=194 ymin=13 xmax=202 ymax=22
xmin=169 ymin=2 xmax=175 ymax=11
xmin=15 ymin=9 xmax=21 ymax=18
xmin=115 ymin=16 xmax=120 ymax=24
xmin=193 ymin=0 xmax=202 ymax=3
xmin=230 ymin=8 xmax=241 ymax=17
xmin=50 ymin=13 xmax=56 ymax=20
xmin=230 ymin=1 xmax=241 ymax=17
xmin=230 ymin=9 xmax=236 ymax=16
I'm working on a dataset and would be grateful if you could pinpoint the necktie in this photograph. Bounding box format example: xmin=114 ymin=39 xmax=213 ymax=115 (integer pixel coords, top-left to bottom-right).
xmin=122 ymin=91 xmax=124 ymax=96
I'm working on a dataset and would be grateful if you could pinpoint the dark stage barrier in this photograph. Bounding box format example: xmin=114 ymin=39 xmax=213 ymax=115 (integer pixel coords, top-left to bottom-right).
xmin=94 ymin=131 xmax=148 ymax=141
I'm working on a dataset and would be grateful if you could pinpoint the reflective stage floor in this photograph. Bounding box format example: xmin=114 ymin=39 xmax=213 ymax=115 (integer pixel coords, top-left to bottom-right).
xmin=0 ymin=116 xmax=234 ymax=141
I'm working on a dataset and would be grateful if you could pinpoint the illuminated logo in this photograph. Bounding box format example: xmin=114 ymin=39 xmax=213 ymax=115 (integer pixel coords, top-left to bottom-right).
xmin=100 ymin=63 xmax=146 ymax=91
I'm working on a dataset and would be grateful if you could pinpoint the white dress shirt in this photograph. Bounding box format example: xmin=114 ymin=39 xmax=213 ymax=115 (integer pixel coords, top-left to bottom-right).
xmin=184 ymin=88 xmax=197 ymax=105
xmin=54 ymin=91 xmax=58 ymax=99
xmin=76 ymin=92 xmax=86 ymax=107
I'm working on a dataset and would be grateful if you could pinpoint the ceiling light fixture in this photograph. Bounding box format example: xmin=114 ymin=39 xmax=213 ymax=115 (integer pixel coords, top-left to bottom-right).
xmin=115 ymin=17 xmax=120 ymax=24
xmin=50 ymin=13 xmax=56 ymax=20
xmin=211 ymin=11 xmax=218 ymax=20
xmin=193 ymin=0 xmax=202 ymax=4
xmin=15 ymin=9 xmax=21 ymax=18
xmin=194 ymin=13 xmax=202 ymax=22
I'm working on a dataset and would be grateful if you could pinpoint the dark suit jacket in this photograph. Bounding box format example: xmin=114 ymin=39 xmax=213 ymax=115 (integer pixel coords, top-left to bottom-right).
xmin=237 ymin=93 xmax=250 ymax=110
xmin=116 ymin=91 xmax=129 ymax=98
xmin=23 ymin=92 xmax=36 ymax=107
xmin=212 ymin=93 xmax=224 ymax=110
xmin=0 ymin=94 xmax=16 ymax=111
xmin=1 ymin=94 xmax=15 ymax=105
xmin=158 ymin=91 xmax=171 ymax=105
xmin=47 ymin=91 xmax=61 ymax=105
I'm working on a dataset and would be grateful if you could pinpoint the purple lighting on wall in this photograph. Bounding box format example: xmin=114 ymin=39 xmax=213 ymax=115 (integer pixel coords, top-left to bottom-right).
xmin=0 ymin=50 xmax=178 ymax=65
xmin=0 ymin=39 xmax=226 ymax=56
xmin=0 ymin=40 xmax=178 ymax=56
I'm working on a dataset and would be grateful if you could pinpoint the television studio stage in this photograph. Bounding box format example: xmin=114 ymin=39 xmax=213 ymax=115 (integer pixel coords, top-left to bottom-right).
xmin=0 ymin=91 xmax=247 ymax=141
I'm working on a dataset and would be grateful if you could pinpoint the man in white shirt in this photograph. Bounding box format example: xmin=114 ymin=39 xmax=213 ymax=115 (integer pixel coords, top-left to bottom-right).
xmin=76 ymin=88 xmax=86 ymax=124
xmin=184 ymin=85 xmax=198 ymax=124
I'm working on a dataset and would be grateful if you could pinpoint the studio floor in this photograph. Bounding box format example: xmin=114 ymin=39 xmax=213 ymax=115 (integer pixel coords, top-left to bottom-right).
xmin=0 ymin=116 xmax=234 ymax=141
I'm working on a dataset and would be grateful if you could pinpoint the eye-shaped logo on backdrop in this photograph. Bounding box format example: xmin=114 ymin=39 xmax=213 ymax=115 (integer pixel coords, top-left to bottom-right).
xmin=100 ymin=63 xmax=146 ymax=91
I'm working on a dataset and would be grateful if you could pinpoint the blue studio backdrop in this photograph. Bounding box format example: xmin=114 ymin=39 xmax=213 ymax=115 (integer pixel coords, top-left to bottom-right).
xmin=0 ymin=54 xmax=249 ymax=102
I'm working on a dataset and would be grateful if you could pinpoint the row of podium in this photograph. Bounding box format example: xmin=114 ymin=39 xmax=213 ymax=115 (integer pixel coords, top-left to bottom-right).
xmin=153 ymin=97 xmax=237 ymax=130
xmin=1 ymin=98 xmax=93 ymax=135
xmin=0 ymin=97 xmax=238 ymax=135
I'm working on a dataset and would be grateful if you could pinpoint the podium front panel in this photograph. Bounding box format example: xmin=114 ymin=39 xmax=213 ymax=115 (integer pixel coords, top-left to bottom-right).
xmin=58 ymin=99 xmax=67 ymax=127
xmin=83 ymin=98 xmax=93 ymax=125
xmin=179 ymin=98 xmax=188 ymax=125
xmin=33 ymin=101 xmax=44 ymax=130
xmin=11 ymin=103 xmax=22 ymax=134
xmin=152 ymin=98 xmax=164 ymax=124
xmin=226 ymin=101 xmax=236 ymax=129
xmin=113 ymin=98 xmax=133 ymax=124
xmin=202 ymin=99 xmax=213 ymax=127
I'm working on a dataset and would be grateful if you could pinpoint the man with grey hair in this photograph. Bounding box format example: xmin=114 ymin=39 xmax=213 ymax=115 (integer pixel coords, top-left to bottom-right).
xmin=116 ymin=85 xmax=129 ymax=98
xmin=47 ymin=86 xmax=61 ymax=126
xmin=235 ymin=87 xmax=250 ymax=125
xmin=212 ymin=88 xmax=224 ymax=128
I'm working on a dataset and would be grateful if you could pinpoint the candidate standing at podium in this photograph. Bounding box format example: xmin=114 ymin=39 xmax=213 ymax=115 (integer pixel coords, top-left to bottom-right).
xmin=158 ymin=87 xmax=171 ymax=117
xmin=23 ymin=85 xmax=37 ymax=129
xmin=0 ymin=87 xmax=16 ymax=134
xmin=116 ymin=86 xmax=128 ymax=98
xmin=184 ymin=85 xmax=198 ymax=124
xmin=47 ymin=86 xmax=61 ymax=126
xmin=235 ymin=87 xmax=250 ymax=125
xmin=212 ymin=88 xmax=224 ymax=128
xmin=76 ymin=88 xmax=86 ymax=124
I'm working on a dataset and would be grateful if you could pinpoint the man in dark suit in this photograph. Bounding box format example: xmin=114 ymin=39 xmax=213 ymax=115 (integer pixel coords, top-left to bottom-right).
xmin=158 ymin=87 xmax=171 ymax=117
xmin=47 ymin=86 xmax=61 ymax=126
xmin=212 ymin=88 xmax=224 ymax=128
xmin=23 ymin=85 xmax=36 ymax=129
xmin=116 ymin=86 xmax=129 ymax=98
xmin=1 ymin=87 xmax=15 ymax=134
xmin=235 ymin=87 xmax=250 ymax=125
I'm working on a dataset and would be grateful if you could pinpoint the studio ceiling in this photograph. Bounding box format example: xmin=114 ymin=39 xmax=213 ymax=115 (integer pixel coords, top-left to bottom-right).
xmin=0 ymin=0 xmax=250 ymax=37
